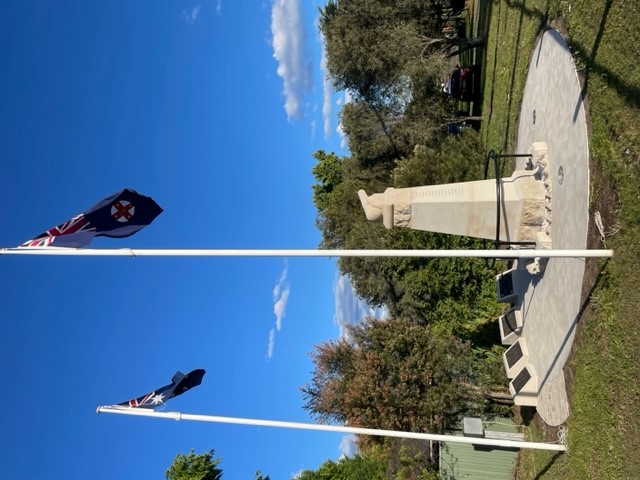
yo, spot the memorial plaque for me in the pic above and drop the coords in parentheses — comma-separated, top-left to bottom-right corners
(511, 367, 532, 394)
(505, 341, 523, 368)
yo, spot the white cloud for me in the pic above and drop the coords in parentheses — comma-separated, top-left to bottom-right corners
(310, 118, 317, 139)
(333, 274, 387, 338)
(336, 90, 352, 107)
(273, 261, 288, 300)
(266, 261, 291, 359)
(339, 434, 358, 458)
(266, 328, 275, 359)
(274, 283, 290, 331)
(273, 261, 290, 330)
(215, 0, 222, 15)
(181, 4, 202, 24)
(319, 33, 333, 139)
(271, 0, 312, 120)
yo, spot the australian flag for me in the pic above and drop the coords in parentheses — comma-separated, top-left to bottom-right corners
(20, 188, 163, 248)
(117, 369, 206, 409)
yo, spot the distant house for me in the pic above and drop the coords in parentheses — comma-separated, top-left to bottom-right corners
(439, 417, 521, 480)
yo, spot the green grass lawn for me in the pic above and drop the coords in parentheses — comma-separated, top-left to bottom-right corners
(475, 0, 640, 478)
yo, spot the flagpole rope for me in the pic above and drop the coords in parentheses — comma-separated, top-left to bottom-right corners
(0, 247, 613, 258)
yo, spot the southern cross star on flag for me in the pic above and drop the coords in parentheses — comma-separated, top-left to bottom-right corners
(20, 188, 163, 248)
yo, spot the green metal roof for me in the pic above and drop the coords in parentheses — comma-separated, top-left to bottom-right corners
(439, 418, 519, 480)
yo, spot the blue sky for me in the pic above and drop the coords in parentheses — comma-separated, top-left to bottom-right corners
(0, 1, 379, 478)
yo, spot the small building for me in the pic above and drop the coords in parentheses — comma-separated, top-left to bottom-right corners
(439, 417, 521, 480)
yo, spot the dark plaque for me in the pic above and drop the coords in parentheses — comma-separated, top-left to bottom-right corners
(511, 367, 532, 394)
(501, 310, 518, 334)
(505, 341, 523, 368)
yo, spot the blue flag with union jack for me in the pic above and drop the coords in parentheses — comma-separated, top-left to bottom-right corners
(117, 369, 206, 409)
(20, 188, 163, 248)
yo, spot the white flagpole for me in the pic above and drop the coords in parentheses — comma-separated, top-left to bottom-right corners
(0, 247, 612, 258)
(96, 405, 566, 452)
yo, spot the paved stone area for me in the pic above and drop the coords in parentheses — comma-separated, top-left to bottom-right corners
(512, 29, 590, 426)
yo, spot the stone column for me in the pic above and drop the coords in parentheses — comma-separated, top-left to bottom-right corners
(358, 143, 552, 245)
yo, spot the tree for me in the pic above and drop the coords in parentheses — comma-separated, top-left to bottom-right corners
(335, 225, 501, 327)
(340, 100, 403, 164)
(311, 150, 345, 213)
(319, 0, 449, 102)
(311, 149, 389, 251)
(301, 318, 482, 433)
(319, 0, 483, 111)
(296, 454, 386, 480)
(392, 130, 487, 188)
(165, 450, 222, 480)
(320, 1, 422, 101)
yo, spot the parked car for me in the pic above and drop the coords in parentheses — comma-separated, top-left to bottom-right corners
(443, 65, 481, 101)
(446, 120, 471, 135)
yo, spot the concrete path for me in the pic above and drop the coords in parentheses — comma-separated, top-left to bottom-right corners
(513, 29, 590, 426)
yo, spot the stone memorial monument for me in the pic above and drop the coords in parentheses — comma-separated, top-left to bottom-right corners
(358, 142, 552, 249)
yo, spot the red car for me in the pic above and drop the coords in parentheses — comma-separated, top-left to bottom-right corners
(443, 65, 481, 101)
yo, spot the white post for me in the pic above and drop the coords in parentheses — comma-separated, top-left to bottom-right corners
(0, 247, 612, 258)
(96, 406, 566, 452)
